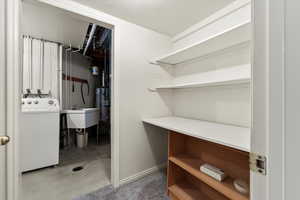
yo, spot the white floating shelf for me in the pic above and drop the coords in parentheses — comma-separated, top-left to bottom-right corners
(155, 64, 251, 89)
(155, 21, 251, 65)
(143, 117, 250, 152)
(156, 77, 250, 89)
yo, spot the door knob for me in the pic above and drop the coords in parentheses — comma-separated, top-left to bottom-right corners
(0, 136, 10, 146)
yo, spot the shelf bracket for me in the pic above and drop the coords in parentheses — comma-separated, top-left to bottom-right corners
(148, 88, 157, 92)
(149, 61, 160, 65)
(149, 60, 175, 67)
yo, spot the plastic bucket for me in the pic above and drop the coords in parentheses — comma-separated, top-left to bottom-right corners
(76, 131, 88, 148)
(85, 132, 88, 146)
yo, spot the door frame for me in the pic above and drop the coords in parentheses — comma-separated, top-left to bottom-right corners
(6, 0, 21, 200)
(6, 1, 122, 199)
(6, 0, 288, 200)
(252, 0, 285, 199)
(34, 0, 122, 188)
(28, 0, 122, 188)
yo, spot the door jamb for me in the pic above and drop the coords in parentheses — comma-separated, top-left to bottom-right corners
(252, 0, 285, 200)
(6, 0, 21, 200)
(6, 1, 121, 199)
(32, 0, 122, 188)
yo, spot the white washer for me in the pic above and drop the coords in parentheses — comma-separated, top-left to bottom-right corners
(20, 98, 60, 172)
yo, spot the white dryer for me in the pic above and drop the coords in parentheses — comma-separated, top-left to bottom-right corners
(20, 98, 60, 172)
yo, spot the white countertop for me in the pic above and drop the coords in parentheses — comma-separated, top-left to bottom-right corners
(143, 116, 250, 152)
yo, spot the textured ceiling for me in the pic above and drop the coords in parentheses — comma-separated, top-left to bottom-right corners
(72, 0, 235, 36)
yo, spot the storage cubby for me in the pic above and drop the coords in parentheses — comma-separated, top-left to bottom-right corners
(168, 131, 250, 200)
(168, 162, 229, 200)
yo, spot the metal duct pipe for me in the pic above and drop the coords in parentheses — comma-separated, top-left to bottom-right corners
(83, 24, 97, 56)
(99, 29, 110, 47)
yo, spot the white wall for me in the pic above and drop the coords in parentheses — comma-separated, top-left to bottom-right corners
(118, 20, 173, 180)
(171, 45, 251, 127)
(62, 52, 96, 109)
(22, 1, 89, 48)
(168, 0, 251, 127)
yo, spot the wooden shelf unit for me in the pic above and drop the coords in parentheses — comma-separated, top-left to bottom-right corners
(168, 162, 228, 200)
(167, 131, 250, 200)
(169, 156, 249, 200)
(169, 181, 213, 200)
(154, 21, 251, 65)
(168, 180, 213, 200)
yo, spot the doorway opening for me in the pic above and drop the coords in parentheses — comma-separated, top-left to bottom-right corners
(20, 1, 113, 199)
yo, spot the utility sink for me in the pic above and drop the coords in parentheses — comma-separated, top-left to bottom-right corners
(62, 108, 100, 129)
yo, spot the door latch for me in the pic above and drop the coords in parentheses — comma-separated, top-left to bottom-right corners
(250, 152, 266, 175)
(0, 136, 10, 146)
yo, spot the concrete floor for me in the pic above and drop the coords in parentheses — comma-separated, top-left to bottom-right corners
(21, 139, 111, 200)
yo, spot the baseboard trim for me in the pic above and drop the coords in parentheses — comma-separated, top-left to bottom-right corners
(119, 163, 167, 186)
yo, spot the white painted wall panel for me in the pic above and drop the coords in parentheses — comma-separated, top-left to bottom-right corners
(118, 20, 173, 180)
(173, 45, 250, 83)
(22, 2, 89, 48)
(62, 52, 95, 109)
(171, 44, 251, 127)
(172, 85, 250, 127)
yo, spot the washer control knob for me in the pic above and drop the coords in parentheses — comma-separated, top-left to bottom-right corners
(21, 101, 25, 105)
(27, 101, 32, 105)
(48, 100, 54, 105)
(34, 100, 39, 104)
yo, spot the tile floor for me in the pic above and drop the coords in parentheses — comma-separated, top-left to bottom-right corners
(21, 138, 111, 200)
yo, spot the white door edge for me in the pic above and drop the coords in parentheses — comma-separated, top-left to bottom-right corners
(6, 0, 21, 200)
(1, 0, 8, 199)
(252, 0, 285, 200)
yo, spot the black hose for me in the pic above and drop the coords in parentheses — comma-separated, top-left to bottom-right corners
(81, 81, 90, 104)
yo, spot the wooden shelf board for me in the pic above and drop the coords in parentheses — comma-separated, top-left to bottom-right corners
(169, 155, 249, 200)
(168, 182, 212, 200)
(156, 77, 250, 89)
(155, 21, 251, 65)
(142, 117, 250, 152)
